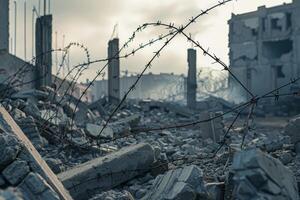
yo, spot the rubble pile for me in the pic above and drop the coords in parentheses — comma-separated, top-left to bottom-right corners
(0, 88, 299, 200)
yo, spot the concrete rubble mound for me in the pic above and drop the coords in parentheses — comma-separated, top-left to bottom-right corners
(0, 86, 299, 200)
(232, 148, 299, 200)
(0, 107, 72, 200)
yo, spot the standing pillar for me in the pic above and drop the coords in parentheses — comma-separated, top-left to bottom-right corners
(187, 48, 197, 109)
(0, 0, 9, 53)
(107, 38, 120, 104)
(35, 15, 52, 88)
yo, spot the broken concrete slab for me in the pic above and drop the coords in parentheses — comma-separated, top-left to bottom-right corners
(85, 123, 114, 139)
(142, 165, 208, 200)
(58, 143, 155, 200)
(0, 107, 72, 200)
(232, 148, 299, 200)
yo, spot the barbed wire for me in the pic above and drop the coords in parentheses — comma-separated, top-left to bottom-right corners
(95, 0, 235, 142)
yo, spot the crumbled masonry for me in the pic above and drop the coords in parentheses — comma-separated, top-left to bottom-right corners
(0, 86, 299, 200)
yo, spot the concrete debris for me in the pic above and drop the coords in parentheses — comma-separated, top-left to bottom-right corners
(198, 111, 224, 143)
(86, 123, 114, 139)
(90, 190, 134, 200)
(0, 107, 72, 200)
(58, 143, 155, 200)
(285, 115, 300, 148)
(2, 160, 30, 185)
(232, 148, 299, 200)
(0, 86, 299, 200)
(18, 173, 60, 200)
(142, 165, 208, 200)
(0, 188, 23, 200)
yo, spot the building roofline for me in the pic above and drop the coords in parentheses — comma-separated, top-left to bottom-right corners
(229, 2, 294, 21)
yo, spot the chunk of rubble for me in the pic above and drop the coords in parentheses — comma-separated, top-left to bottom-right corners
(85, 123, 114, 139)
(58, 143, 155, 200)
(18, 173, 60, 200)
(142, 165, 208, 200)
(90, 190, 134, 200)
(0, 188, 23, 200)
(2, 160, 30, 185)
(232, 148, 299, 200)
(0, 133, 21, 169)
(198, 111, 224, 143)
(284, 115, 300, 152)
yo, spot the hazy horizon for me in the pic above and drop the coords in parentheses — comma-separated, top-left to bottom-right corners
(8, 0, 292, 82)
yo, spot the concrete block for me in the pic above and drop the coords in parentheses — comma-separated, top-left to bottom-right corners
(284, 116, 300, 144)
(142, 165, 208, 200)
(0, 133, 20, 169)
(232, 148, 299, 200)
(2, 160, 30, 186)
(58, 143, 155, 200)
(18, 173, 59, 200)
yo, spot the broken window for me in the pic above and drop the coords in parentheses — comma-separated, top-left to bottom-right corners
(262, 39, 293, 59)
(271, 18, 282, 30)
(243, 18, 258, 36)
(286, 13, 292, 29)
(270, 13, 284, 31)
(262, 17, 266, 32)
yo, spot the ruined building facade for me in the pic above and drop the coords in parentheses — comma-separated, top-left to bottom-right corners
(228, 0, 300, 98)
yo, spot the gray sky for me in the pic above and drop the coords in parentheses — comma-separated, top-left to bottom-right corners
(9, 0, 292, 82)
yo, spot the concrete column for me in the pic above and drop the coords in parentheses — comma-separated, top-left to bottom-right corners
(35, 15, 52, 89)
(187, 48, 197, 109)
(108, 38, 120, 104)
(0, 0, 9, 52)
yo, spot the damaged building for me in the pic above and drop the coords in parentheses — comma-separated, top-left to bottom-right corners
(228, 0, 300, 98)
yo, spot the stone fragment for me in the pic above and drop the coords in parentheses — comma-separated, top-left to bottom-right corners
(45, 158, 64, 174)
(85, 123, 114, 139)
(90, 190, 134, 200)
(198, 111, 224, 143)
(58, 143, 155, 200)
(284, 116, 300, 144)
(142, 165, 208, 200)
(232, 148, 299, 200)
(206, 182, 224, 200)
(18, 173, 60, 200)
(0, 133, 21, 169)
(0, 188, 23, 200)
(2, 160, 30, 185)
